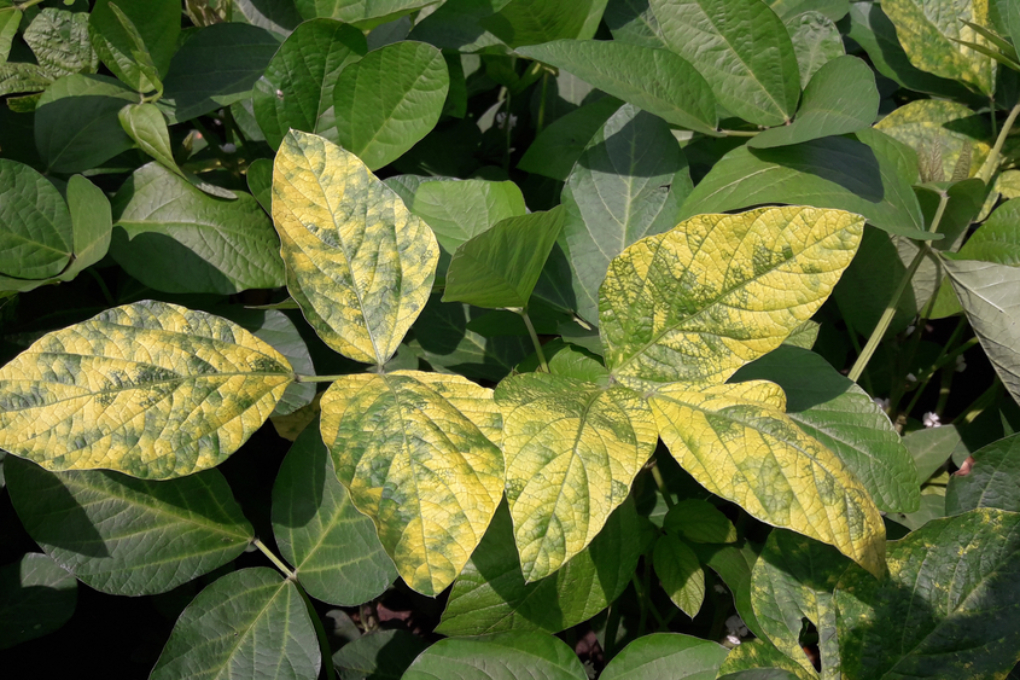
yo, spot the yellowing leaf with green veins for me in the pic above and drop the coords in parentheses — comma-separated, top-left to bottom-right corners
(0, 301, 293, 479)
(319, 370, 504, 596)
(650, 380, 886, 577)
(600, 206, 863, 390)
(272, 130, 439, 366)
(496, 372, 658, 581)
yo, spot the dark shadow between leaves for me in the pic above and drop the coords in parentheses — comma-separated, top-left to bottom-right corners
(748, 136, 885, 204)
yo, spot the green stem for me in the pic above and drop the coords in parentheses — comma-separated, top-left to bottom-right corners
(900, 318, 968, 417)
(888, 293, 936, 420)
(536, 71, 549, 133)
(849, 192, 950, 383)
(603, 604, 622, 660)
(978, 103, 1020, 183)
(935, 364, 955, 416)
(294, 374, 344, 383)
(253, 538, 296, 580)
(718, 129, 759, 137)
(519, 309, 549, 372)
(651, 463, 675, 509)
(11, 0, 47, 9)
(842, 314, 875, 395)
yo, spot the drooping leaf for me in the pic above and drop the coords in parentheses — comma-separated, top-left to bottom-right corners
(333, 40, 449, 170)
(88, 0, 179, 92)
(601, 206, 863, 389)
(437, 499, 641, 635)
(150, 568, 321, 680)
(481, 0, 608, 47)
(403, 632, 588, 680)
(117, 102, 179, 175)
(272, 130, 439, 365)
(654, 534, 705, 618)
(23, 8, 97, 78)
(252, 18, 367, 149)
(663, 499, 738, 544)
(599, 633, 729, 680)
(320, 370, 503, 596)
(946, 433, 1020, 515)
(0, 158, 73, 281)
(785, 10, 845, 88)
(271, 423, 396, 606)
(0, 301, 293, 478)
(0, 552, 77, 650)
(109, 163, 286, 295)
(496, 372, 657, 580)
(333, 629, 430, 680)
(749, 56, 878, 149)
(651, 0, 801, 127)
(5, 456, 253, 595)
(517, 96, 623, 181)
(651, 381, 886, 576)
(836, 509, 1020, 679)
(516, 40, 718, 134)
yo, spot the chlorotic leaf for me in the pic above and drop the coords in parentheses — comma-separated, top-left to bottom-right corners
(653, 534, 705, 618)
(718, 640, 816, 680)
(272, 130, 439, 365)
(0, 158, 73, 281)
(150, 568, 321, 680)
(403, 632, 588, 680)
(5, 456, 253, 595)
(319, 370, 503, 596)
(650, 381, 886, 576)
(600, 633, 729, 680)
(0, 552, 77, 650)
(496, 372, 657, 580)
(946, 433, 1020, 514)
(0, 301, 293, 479)
(600, 206, 864, 389)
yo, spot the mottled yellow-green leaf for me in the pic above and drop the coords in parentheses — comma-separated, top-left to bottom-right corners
(600, 206, 864, 390)
(650, 381, 885, 577)
(0, 301, 293, 479)
(272, 130, 439, 365)
(718, 639, 816, 680)
(496, 373, 657, 581)
(883, 0, 995, 94)
(319, 370, 504, 596)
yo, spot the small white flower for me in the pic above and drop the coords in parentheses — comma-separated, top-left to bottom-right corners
(873, 397, 891, 410)
(955, 355, 967, 373)
(726, 635, 742, 646)
(923, 412, 941, 428)
(906, 373, 917, 383)
(905, 324, 916, 336)
(725, 614, 748, 637)
(220, 143, 237, 154)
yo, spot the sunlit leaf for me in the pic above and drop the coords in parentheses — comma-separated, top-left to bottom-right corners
(718, 639, 816, 680)
(600, 633, 728, 679)
(403, 632, 588, 680)
(654, 534, 705, 618)
(785, 10, 845, 88)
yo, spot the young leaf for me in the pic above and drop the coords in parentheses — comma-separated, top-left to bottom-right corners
(444, 206, 566, 310)
(5, 457, 253, 595)
(117, 102, 181, 175)
(496, 372, 657, 580)
(23, 8, 97, 78)
(654, 534, 705, 618)
(651, 381, 886, 577)
(651, 0, 801, 127)
(0, 301, 293, 479)
(785, 10, 845, 88)
(516, 40, 718, 134)
(0, 159, 73, 280)
(403, 632, 589, 680)
(252, 18, 367, 149)
(601, 206, 863, 389)
(272, 130, 439, 365)
(836, 509, 1020, 679)
(0, 553, 77, 650)
(319, 371, 504, 596)
(749, 56, 878, 149)
(333, 40, 449, 170)
(88, 0, 179, 93)
(271, 424, 397, 606)
(600, 633, 729, 680)
(150, 568, 321, 680)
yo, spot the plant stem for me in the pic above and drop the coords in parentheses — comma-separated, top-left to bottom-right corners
(651, 462, 675, 509)
(718, 129, 759, 137)
(978, 103, 1020, 183)
(294, 374, 345, 383)
(603, 603, 622, 660)
(900, 318, 968, 417)
(253, 538, 296, 580)
(536, 71, 549, 133)
(519, 309, 549, 372)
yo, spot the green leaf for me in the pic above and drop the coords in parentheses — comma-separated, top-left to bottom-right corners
(946, 260, 1020, 407)
(784, 10, 845, 88)
(437, 499, 641, 635)
(162, 24, 280, 122)
(767, 0, 849, 21)
(150, 568, 321, 680)
(690, 543, 767, 640)
(993, 0, 1020, 52)
(0, 158, 73, 280)
(333, 40, 449, 170)
(561, 104, 691, 325)
(784, 319, 819, 349)
(732, 345, 921, 513)
(23, 8, 96, 78)
(717, 671, 803, 680)
(403, 632, 588, 680)
(751, 529, 846, 678)
(882, 0, 996, 95)
(444, 206, 566, 310)
(654, 534, 705, 618)
(117, 102, 180, 175)
(518, 96, 623, 181)
(663, 499, 738, 544)
(601, 206, 863, 389)
(252, 18, 367, 149)
(320, 370, 503, 596)
(272, 424, 396, 606)
(406, 0, 510, 52)
(651, 381, 886, 577)
(496, 372, 657, 580)
(333, 629, 430, 680)
(516, 40, 718, 134)
(0, 61, 52, 98)
(88, 0, 179, 92)
(749, 56, 878, 149)
(836, 509, 1020, 679)
(903, 425, 961, 483)
(246, 157, 273, 215)
(718, 640, 816, 680)
(604, 0, 669, 48)
(600, 633, 728, 679)
(651, 0, 801, 127)
(235, 0, 304, 36)
(109, 163, 286, 295)
(0, 301, 293, 478)
(0, 552, 76, 650)
(946, 433, 1020, 514)
(272, 130, 439, 365)
(296, 0, 436, 26)
(411, 178, 526, 254)
(58, 174, 113, 282)
(34, 73, 137, 174)
(5, 456, 253, 595)
(0, 9, 21, 65)
(679, 132, 931, 239)
(481, 0, 608, 47)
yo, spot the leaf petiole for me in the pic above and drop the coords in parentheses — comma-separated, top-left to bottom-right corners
(253, 538, 296, 580)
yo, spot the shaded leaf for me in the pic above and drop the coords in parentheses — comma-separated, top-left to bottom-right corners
(946, 432, 1020, 514)
(88, 0, 179, 92)
(654, 534, 705, 618)
(604, 0, 669, 48)
(296, 0, 435, 26)
(663, 499, 738, 544)
(333, 629, 430, 680)
(482, 0, 607, 47)
(518, 95, 623, 181)
(0, 158, 73, 280)
(0, 552, 76, 650)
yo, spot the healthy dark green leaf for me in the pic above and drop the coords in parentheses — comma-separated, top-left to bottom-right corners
(0, 158, 73, 281)
(663, 499, 737, 544)
(903, 425, 961, 483)
(599, 633, 728, 679)
(0, 552, 77, 650)
(410, 178, 526, 254)
(0, 9, 21, 64)
(58, 174, 113, 283)
(517, 96, 622, 181)
(653, 534, 705, 618)
(946, 433, 1020, 514)
(481, 0, 607, 47)
(403, 632, 588, 680)
(333, 629, 430, 680)
(295, 0, 435, 27)
(604, 0, 669, 48)
(88, 0, 179, 92)
(784, 10, 845, 88)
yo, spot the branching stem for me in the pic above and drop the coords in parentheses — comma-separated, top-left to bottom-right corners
(253, 538, 296, 580)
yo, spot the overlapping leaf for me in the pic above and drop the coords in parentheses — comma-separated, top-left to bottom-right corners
(785, 10, 845, 87)
(0, 552, 77, 650)
(654, 534, 705, 618)
(88, 0, 179, 92)
(0, 159, 73, 281)
(600, 634, 728, 680)
(403, 632, 588, 680)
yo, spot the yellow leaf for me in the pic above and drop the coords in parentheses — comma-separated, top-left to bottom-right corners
(650, 380, 886, 577)
(319, 370, 504, 596)
(272, 130, 439, 365)
(0, 301, 292, 479)
(600, 206, 863, 390)
(496, 373, 658, 581)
